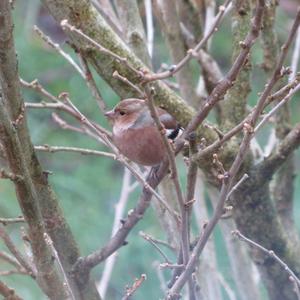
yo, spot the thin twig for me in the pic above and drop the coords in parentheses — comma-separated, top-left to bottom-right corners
(174, 0, 264, 153)
(160, 263, 185, 270)
(139, 231, 172, 264)
(112, 70, 144, 97)
(0, 280, 23, 300)
(0, 217, 24, 225)
(34, 145, 116, 159)
(233, 230, 300, 289)
(122, 274, 147, 300)
(225, 173, 249, 202)
(0, 251, 23, 270)
(60, 20, 141, 77)
(21, 78, 112, 138)
(20, 78, 58, 102)
(0, 269, 28, 276)
(0, 225, 36, 277)
(44, 233, 75, 300)
(77, 54, 107, 112)
(141, 232, 175, 252)
(184, 133, 198, 300)
(254, 82, 300, 133)
(34, 25, 85, 78)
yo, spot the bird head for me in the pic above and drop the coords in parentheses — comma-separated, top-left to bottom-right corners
(105, 98, 146, 126)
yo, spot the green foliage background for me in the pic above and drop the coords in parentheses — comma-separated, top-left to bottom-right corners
(0, 1, 300, 299)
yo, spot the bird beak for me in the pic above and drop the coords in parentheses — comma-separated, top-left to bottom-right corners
(104, 110, 115, 120)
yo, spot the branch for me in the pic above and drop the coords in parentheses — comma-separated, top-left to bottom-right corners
(77, 54, 107, 112)
(0, 226, 35, 277)
(34, 145, 116, 159)
(60, 19, 142, 77)
(145, 84, 189, 282)
(93, 0, 122, 37)
(233, 230, 300, 289)
(254, 82, 300, 133)
(254, 123, 300, 184)
(0, 2, 100, 298)
(122, 274, 147, 300)
(72, 161, 169, 286)
(0, 280, 23, 300)
(0, 251, 23, 270)
(34, 25, 85, 78)
(139, 231, 172, 264)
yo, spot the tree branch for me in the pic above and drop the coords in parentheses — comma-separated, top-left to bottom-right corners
(0, 1, 101, 299)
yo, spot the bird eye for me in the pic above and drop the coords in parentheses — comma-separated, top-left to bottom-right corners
(119, 110, 126, 116)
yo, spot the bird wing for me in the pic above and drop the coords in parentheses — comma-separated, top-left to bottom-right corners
(157, 108, 177, 129)
(157, 108, 182, 140)
(131, 106, 181, 140)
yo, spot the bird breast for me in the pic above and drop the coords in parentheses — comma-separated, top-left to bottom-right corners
(113, 125, 166, 166)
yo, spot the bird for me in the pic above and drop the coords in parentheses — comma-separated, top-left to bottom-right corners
(105, 98, 180, 166)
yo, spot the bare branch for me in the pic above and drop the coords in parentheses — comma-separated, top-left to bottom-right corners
(34, 25, 85, 78)
(0, 217, 24, 225)
(233, 230, 300, 290)
(60, 19, 142, 77)
(35, 145, 116, 159)
(254, 82, 300, 133)
(0, 280, 23, 300)
(139, 231, 172, 264)
(225, 173, 249, 202)
(0, 225, 36, 277)
(0, 251, 23, 270)
(77, 54, 107, 112)
(0, 2, 99, 297)
(255, 123, 300, 183)
(122, 274, 147, 300)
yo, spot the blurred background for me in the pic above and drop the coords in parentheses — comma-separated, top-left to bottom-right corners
(0, 0, 300, 299)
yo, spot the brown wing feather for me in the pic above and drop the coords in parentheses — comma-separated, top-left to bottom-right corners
(157, 107, 178, 129)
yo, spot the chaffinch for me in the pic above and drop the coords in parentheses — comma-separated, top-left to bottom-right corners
(105, 98, 180, 166)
